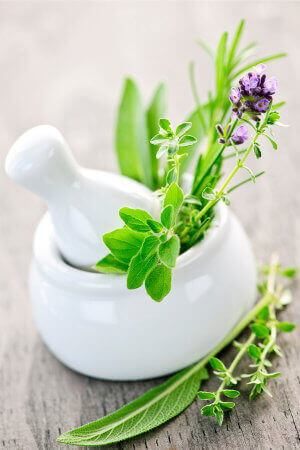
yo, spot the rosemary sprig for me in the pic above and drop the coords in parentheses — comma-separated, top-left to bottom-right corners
(198, 254, 297, 425)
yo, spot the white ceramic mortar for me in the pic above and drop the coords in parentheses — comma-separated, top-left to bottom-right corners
(29, 202, 257, 381)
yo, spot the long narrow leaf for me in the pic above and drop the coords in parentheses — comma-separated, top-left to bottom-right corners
(215, 32, 228, 98)
(57, 367, 208, 447)
(115, 78, 153, 188)
(231, 53, 287, 79)
(227, 19, 245, 70)
(147, 83, 167, 188)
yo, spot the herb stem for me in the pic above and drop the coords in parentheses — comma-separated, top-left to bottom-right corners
(215, 332, 256, 403)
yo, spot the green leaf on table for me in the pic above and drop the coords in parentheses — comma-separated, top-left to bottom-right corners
(201, 404, 215, 417)
(103, 227, 146, 264)
(145, 264, 172, 301)
(276, 322, 296, 333)
(115, 78, 153, 188)
(119, 207, 152, 232)
(250, 323, 270, 338)
(198, 391, 215, 400)
(127, 251, 158, 289)
(147, 83, 167, 188)
(94, 254, 128, 274)
(160, 205, 174, 229)
(57, 366, 208, 446)
(164, 182, 184, 215)
(247, 344, 261, 361)
(222, 389, 240, 399)
(158, 235, 180, 268)
(209, 357, 226, 372)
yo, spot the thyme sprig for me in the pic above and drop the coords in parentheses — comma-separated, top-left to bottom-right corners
(198, 254, 297, 425)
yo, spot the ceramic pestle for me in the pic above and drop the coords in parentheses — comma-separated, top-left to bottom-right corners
(5, 125, 159, 269)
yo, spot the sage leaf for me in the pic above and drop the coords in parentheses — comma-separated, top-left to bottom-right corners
(115, 78, 153, 188)
(94, 254, 128, 274)
(164, 182, 184, 215)
(145, 263, 172, 301)
(103, 228, 146, 264)
(147, 83, 167, 188)
(119, 207, 152, 232)
(160, 205, 174, 229)
(158, 235, 180, 268)
(57, 366, 208, 447)
(127, 251, 158, 289)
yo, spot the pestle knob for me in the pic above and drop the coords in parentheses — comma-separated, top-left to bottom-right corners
(5, 125, 159, 269)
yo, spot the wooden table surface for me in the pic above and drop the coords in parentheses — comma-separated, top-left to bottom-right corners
(1, 2, 300, 449)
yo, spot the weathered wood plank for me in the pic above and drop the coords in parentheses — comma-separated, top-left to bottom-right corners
(0, 2, 299, 449)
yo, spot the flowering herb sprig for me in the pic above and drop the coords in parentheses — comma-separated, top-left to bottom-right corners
(198, 254, 296, 425)
(96, 20, 285, 303)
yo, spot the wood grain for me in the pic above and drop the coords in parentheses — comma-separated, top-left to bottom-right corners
(0, 2, 299, 449)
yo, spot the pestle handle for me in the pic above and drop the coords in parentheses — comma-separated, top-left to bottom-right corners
(5, 125, 79, 201)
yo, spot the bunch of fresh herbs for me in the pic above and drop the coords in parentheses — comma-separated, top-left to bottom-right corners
(95, 20, 286, 302)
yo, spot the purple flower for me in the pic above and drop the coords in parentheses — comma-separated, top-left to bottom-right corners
(230, 87, 241, 104)
(240, 72, 259, 93)
(263, 76, 278, 95)
(254, 64, 267, 75)
(253, 98, 270, 113)
(229, 65, 277, 119)
(231, 125, 249, 145)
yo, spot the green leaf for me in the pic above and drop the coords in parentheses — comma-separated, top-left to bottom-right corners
(147, 83, 167, 188)
(164, 182, 184, 215)
(150, 134, 168, 145)
(159, 118, 172, 133)
(254, 142, 262, 159)
(158, 235, 180, 268)
(281, 267, 298, 278)
(140, 235, 160, 259)
(222, 389, 240, 399)
(179, 135, 198, 147)
(145, 264, 172, 301)
(219, 401, 235, 410)
(57, 366, 208, 447)
(263, 134, 278, 150)
(147, 219, 163, 233)
(160, 205, 174, 229)
(227, 19, 245, 71)
(251, 323, 270, 338)
(94, 254, 128, 274)
(209, 357, 226, 372)
(198, 391, 215, 400)
(276, 322, 296, 333)
(119, 207, 152, 232)
(231, 53, 287, 80)
(127, 251, 158, 289)
(215, 32, 228, 98)
(103, 228, 146, 264)
(214, 406, 224, 425)
(257, 306, 269, 321)
(201, 404, 215, 417)
(115, 78, 153, 188)
(248, 344, 262, 361)
(175, 122, 192, 137)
